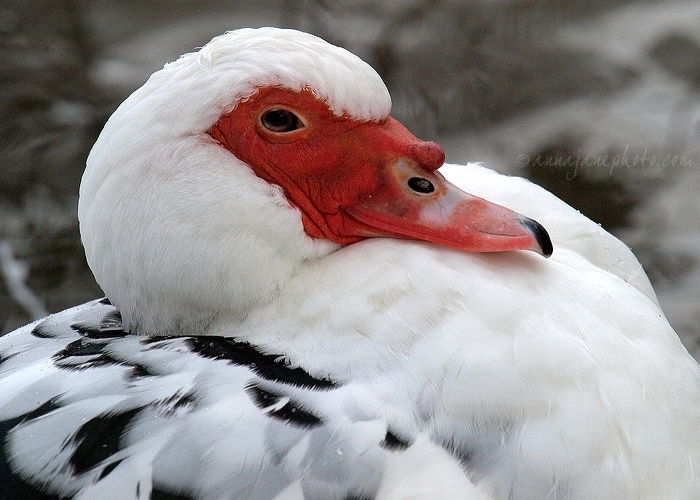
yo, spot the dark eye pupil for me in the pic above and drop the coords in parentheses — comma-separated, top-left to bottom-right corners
(408, 177, 435, 193)
(261, 109, 301, 132)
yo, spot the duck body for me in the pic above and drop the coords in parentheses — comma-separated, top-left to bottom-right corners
(2, 27, 700, 499)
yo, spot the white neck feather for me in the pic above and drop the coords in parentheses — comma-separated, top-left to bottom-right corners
(80, 132, 340, 334)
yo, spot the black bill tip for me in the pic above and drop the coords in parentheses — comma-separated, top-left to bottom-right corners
(519, 216, 553, 258)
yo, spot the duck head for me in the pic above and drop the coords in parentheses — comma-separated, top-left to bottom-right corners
(78, 27, 550, 335)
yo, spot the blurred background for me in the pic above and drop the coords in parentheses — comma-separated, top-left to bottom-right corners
(1, 0, 699, 356)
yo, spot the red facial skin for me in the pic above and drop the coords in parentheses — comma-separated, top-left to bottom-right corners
(209, 87, 552, 256)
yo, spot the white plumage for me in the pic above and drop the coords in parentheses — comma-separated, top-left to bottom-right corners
(1, 27, 699, 500)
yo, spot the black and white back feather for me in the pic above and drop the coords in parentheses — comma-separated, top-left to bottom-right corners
(2, 299, 470, 500)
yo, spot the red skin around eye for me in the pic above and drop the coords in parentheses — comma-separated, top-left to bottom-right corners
(209, 87, 551, 256)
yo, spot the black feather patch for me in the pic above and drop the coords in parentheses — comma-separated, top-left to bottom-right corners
(23, 398, 62, 422)
(56, 353, 125, 371)
(150, 486, 195, 500)
(126, 363, 158, 380)
(245, 382, 323, 429)
(30, 320, 57, 339)
(380, 430, 412, 452)
(54, 338, 110, 358)
(97, 459, 123, 480)
(72, 309, 126, 339)
(187, 337, 338, 390)
(0, 352, 18, 368)
(140, 336, 171, 345)
(52, 338, 125, 371)
(150, 392, 197, 418)
(68, 407, 143, 474)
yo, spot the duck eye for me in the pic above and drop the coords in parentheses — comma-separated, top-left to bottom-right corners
(260, 109, 303, 132)
(407, 177, 435, 194)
